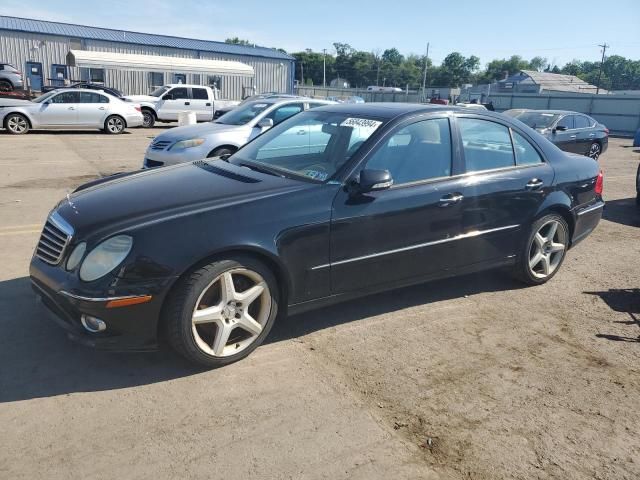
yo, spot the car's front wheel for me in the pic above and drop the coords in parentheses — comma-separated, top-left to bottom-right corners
(104, 115, 125, 134)
(513, 213, 569, 285)
(4, 113, 29, 134)
(164, 256, 279, 367)
(0, 80, 13, 92)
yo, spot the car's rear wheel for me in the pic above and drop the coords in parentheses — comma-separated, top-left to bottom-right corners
(164, 256, 279, 367)
(141, 109, 156, 128)
(104, 115, 125, 134)
(635, 163, 640, 207)
(588, 142, 601, 160)
(4, 113, 29, 134)
(513, 214, 569, 285)
(0, 80, 13, 92)
(207, 146, 236, 158)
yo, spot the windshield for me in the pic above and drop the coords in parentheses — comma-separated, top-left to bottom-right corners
(516, 112, 560, 129)
(150, 86, 170, 97)
(230, 111, 384, 182)
(215, 102, 272, 126)
(32, 91, 57, 103)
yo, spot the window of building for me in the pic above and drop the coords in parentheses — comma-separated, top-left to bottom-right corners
(173, 73, 186, 84)
(366, 118, 452, 184)
(208, 75, 223, 90)
(192, 74, 200, 85)
(458, 118, 515, 172)
(149, 72, 164, 88)
(80, 68, 105, 84)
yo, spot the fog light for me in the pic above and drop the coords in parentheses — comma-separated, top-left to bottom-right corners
(81, 314, 106, 333)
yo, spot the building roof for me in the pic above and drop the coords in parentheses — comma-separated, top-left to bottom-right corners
(519, 70, 605, 94)
(0, 15, 294, 61)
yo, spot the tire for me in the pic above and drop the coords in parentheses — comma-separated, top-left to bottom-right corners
(207, 146, 236, 158)
(588, 141, 601, 160)
(163, 256, 279, 367)
(636, 163, 640, 207)
(104, 115, 125, 134)
(141, 109, 156, 128)
(512, 213, 569, 285)
(4, 113, 29, 134)
(0, 80, 13, 92)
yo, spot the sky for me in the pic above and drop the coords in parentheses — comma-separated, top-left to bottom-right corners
(1, 0, 639, 67)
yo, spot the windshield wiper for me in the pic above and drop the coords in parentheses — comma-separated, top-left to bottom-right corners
(237, 161, 285, 178)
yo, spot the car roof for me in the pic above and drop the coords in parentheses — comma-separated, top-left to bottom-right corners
(245, 97, 332, 106)
(517, 109, 590, 116)
(312, 102, 505, 120)
(50, 88, 114, 95)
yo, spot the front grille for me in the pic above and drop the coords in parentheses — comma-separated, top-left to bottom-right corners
(36, 213, 73, 265)
(150, 140, 172, 151)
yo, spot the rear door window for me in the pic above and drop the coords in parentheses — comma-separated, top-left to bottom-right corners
(192, 88, 209, 100)
(80, 92, 108, 103)
(574, 115, 590, 129)
(458, 118, 515, 172)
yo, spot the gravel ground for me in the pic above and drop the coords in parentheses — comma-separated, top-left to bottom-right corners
(0, 127, 638, 480)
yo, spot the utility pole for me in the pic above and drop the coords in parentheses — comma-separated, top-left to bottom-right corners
(596, 43, 609, 95)
(421, 42, 430, 102)
(322, 48, 327, 88)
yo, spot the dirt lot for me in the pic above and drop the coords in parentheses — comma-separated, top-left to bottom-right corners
(0, 128, 638, 480)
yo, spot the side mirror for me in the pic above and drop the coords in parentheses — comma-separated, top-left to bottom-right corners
(258, 118, 274, 129)
(554, 125, 567, 132)
(350, 169, 393, 195)
(162, 93, 173, 100)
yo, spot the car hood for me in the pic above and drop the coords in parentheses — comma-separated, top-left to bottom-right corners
(56, 160, 307, 237)
(153, 122, 249, 142)
(123, 94, 159, 103)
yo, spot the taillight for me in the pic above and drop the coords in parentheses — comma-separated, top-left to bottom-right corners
(604, 127, 609, 136)
(595, 170, 604, 196)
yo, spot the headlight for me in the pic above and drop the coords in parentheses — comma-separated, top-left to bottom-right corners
(79, 235, 133, 282)
(66, 242, 87, 271)
(169, 138, 205, 150)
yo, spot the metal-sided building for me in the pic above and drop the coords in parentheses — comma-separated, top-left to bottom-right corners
(0, 15, 295, 99)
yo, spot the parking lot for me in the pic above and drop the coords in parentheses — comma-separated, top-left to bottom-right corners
(0, 129, 638, 479)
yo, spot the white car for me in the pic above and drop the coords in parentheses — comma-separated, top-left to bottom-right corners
(143, 97, 335, 168)
(0, 89, 143, 134)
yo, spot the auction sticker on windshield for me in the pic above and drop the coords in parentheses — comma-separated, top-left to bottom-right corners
(340, 118, 382, 129)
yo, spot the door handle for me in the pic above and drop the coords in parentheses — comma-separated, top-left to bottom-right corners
(184, 101, 190, 105)
(438, 193, 464, 207)
(68, 107, 75, 110)
(525, 178, 544, 190)
(206, 103, 211, 106)
(98, 107, 106, 110)
(569, 135, 576, 139)
(589, 133, 595, 137)
(296, 130, 307, 135)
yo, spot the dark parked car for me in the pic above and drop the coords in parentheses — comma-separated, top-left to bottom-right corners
(510, 109, 608, 160)
(30, 104, 605, 367)
(41, 82, 124, 98)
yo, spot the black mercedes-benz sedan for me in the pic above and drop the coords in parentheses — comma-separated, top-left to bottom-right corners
(30, 103, 605, 367)
(505, 109, 609, 160)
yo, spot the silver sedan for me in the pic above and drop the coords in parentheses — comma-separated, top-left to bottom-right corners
(0, 88, 144, 134)
(143, 98, 335, 168)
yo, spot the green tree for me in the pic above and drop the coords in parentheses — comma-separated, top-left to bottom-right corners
(225, 37, 252, 46)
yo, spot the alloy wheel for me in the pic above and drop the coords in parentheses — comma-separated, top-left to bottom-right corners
(528, 219, 567, 279)
(142, 112, 153, 128)
(589, 142, 601, 160)
(7, 115, 27, 134)
(191, 268, 271, 357)
(107, 117, 124, 133)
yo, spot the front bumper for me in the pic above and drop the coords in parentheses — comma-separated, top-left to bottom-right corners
(29, 256, 175, 351)
(143, 144, 210, 168)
